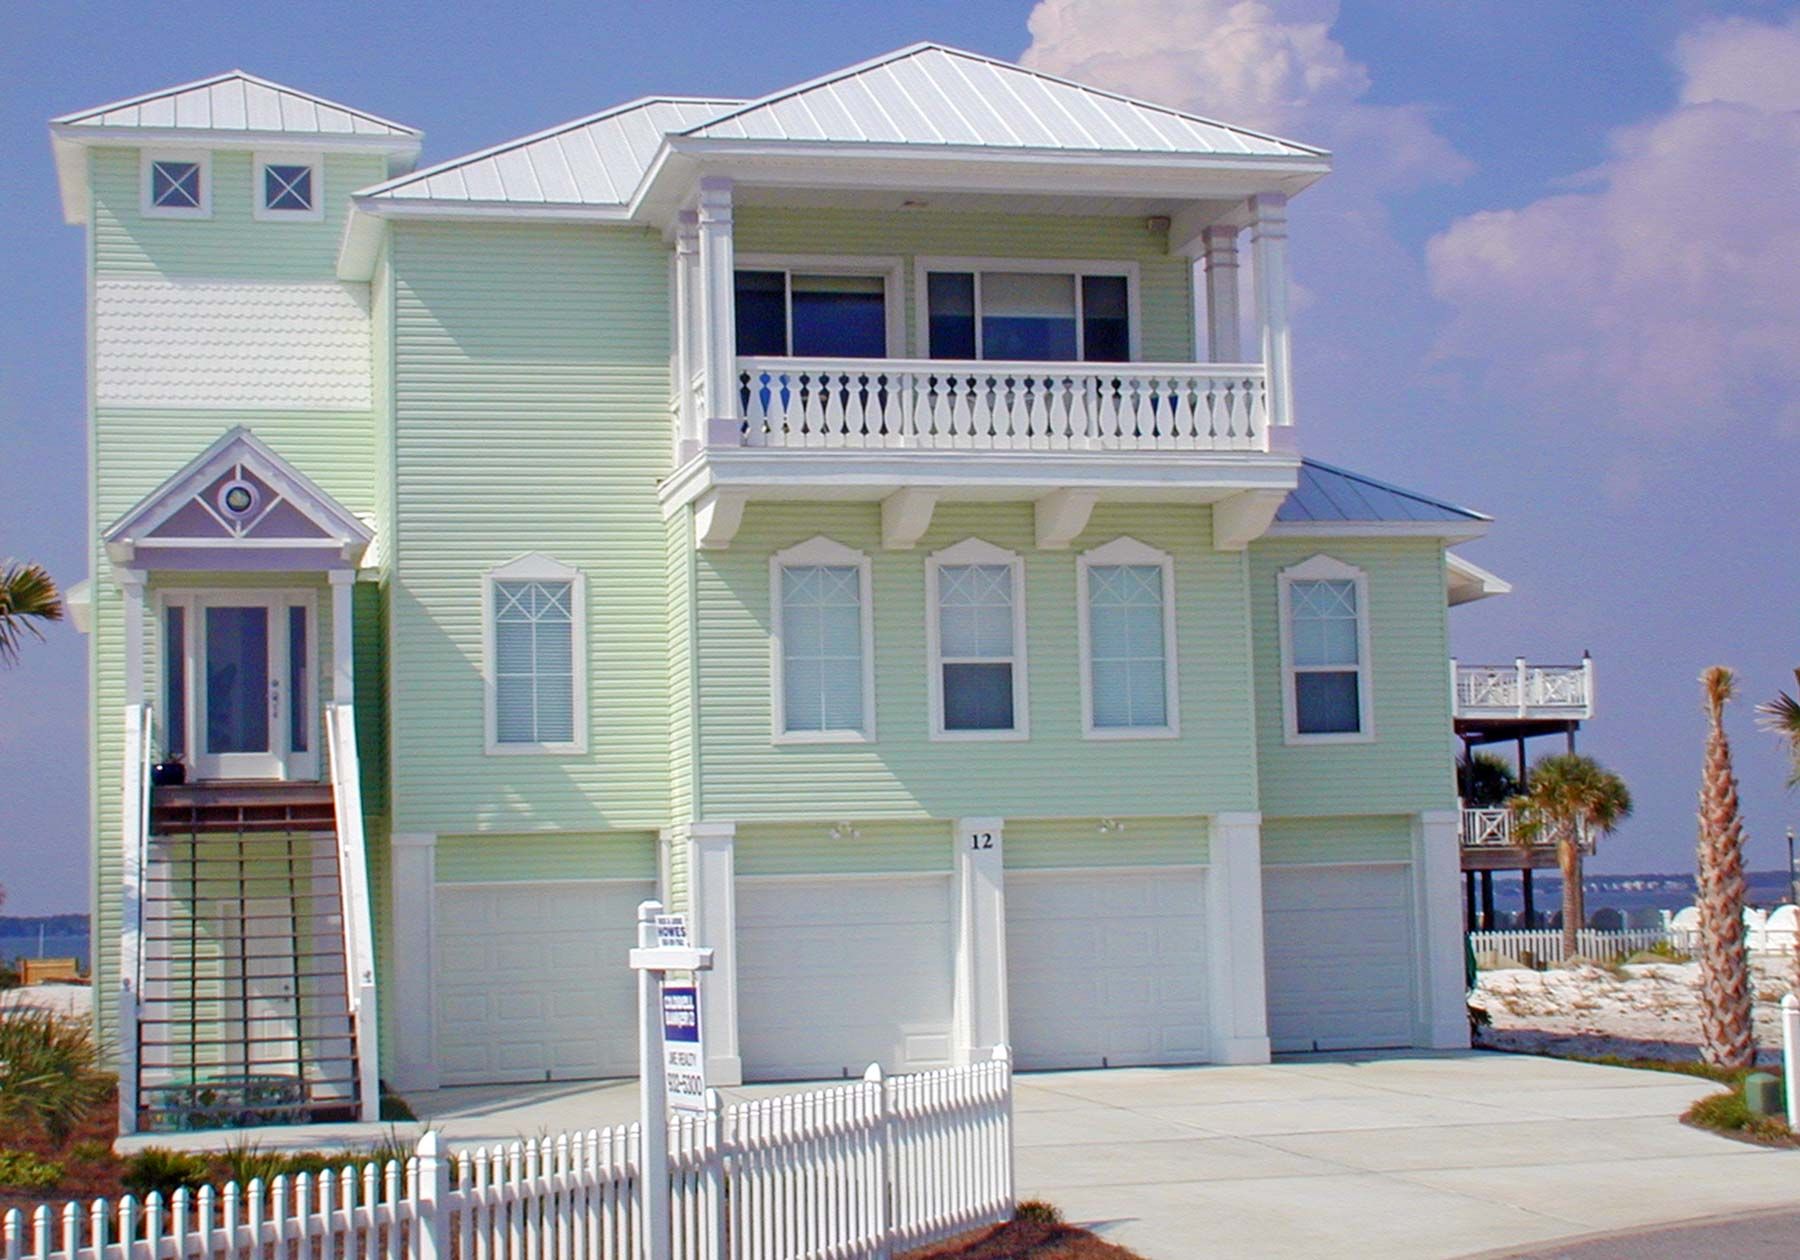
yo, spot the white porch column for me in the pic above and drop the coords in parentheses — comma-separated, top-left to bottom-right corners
(1206, 811, 1271, 1064)
(1200, 225, 1242, 363)
(952, 817, 1008, 1065)
(673, 210, 701, 463)
(1250, 193, 1294, 428)
(696, 177, 738, 438)
(119, 568, 147, 707)
(680, 821, 743, 1085)
(329, 569, 355, 705)
(1412, 810, 1469, 1048)
(388, 831, 438, 1091)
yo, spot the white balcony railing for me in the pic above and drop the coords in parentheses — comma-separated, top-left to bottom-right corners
(734, 358, 1270, 453)
(1452, 657, 1593, 721)
(1459, 804, 1596, 854)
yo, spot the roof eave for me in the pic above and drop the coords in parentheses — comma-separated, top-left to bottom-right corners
(49, 120, 424, 159)
(1263, 519, 1492, 545)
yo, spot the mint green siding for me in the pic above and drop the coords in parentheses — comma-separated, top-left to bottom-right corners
(735, 821, 952, 876)
(691, 501, 1259, 822)
(435, 832, 658, 883)
(668, 512, 697, 828)
(387, 221, 671, 834)
(1004, 817, 1208, 869)
(1246, 538, 1456, 818)
(1261, 815, 1414, 865)
(734, 207, 1195, 361)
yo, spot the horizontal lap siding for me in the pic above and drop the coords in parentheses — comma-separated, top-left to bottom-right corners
(1248, 538, 1457, 818)
(1004, 817, 1209, 868)
(390, 222, 670, 834)
(733, 207, 1194, 361)
(434, 832, 659, 883)
(695, 501, 1258, 821)
(1261, 816, 1414, 865)
(734, 821, 952, 876)
(668, 512, 695, 828)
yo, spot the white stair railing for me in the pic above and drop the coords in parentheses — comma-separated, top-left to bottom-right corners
(116, 703, 153, 1136)
(325, 703, 380, 1122)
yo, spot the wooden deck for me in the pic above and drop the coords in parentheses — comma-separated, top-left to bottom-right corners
(149, 780, 336, 835)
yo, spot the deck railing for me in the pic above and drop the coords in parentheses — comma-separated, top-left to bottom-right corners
(1452, 657, 1593, 721)
(325, 703, 379, 1123)
(735, 357, 1270, 452)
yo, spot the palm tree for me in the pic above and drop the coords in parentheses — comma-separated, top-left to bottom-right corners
(1459, 750, 1520, 807)
(0, 561, 62, 666)
(1754, 668, 1800, 995)
(1509, 752, 1632, 960)
(1697, 666, 1755, 1070)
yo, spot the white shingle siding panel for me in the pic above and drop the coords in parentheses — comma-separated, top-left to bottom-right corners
(95, 278, 373, 410)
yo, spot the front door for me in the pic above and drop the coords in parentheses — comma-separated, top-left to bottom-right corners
(179, 593, 317, 781)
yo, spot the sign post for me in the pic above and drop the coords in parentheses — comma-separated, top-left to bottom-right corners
(629, 900, 714, 1259)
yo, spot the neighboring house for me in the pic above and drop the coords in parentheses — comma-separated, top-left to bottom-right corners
(51, 46, 1502, 1133)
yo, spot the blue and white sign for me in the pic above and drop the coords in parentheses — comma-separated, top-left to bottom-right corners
(661, 984, 707, 1112)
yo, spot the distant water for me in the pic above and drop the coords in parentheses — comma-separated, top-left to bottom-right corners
(0, 917, 90, 972)
(1485, 870, 1796, 916)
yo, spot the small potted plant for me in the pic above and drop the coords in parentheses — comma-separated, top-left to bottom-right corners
(151, 753, 186, 786)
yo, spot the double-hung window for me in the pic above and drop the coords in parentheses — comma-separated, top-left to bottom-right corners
(254, 153, 323, 221)
(1279, 555, 1373, 742)
(485, 554, 588, 754)
(1079, 538, 1178, 737)
(735, 264, 894, 359)
(928, 539, 1027, 738)
(771, 537, 875, 742)
(142, 152, 210, 218)
(921, 262, 1133, 361)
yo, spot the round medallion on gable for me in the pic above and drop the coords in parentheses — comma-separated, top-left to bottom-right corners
(218, 478, 260, 519)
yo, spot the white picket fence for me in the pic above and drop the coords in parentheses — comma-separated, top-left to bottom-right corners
(0, 1054, 1014, 1260)
(1469, 928, 1670, 964)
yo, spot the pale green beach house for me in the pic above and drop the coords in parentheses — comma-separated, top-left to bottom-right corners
(50, 45, 1505, 1132)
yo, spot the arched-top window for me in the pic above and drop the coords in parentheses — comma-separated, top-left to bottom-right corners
(484, 553, 587, 755)
(1278, 554, 1374, 744)
(927, 538, 1028, 740)
(1078, 537, 1178, 738)
(770, 536, 876, 742)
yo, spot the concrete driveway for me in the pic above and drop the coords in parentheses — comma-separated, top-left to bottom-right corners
(1012, 1051, 1800, 1259)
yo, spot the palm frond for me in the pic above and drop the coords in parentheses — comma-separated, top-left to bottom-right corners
(1701, 665, 1736, 716)
(0, 561, 62, 667)
(1755, 669, 1800, 788)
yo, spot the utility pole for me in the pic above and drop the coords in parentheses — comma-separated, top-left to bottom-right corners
(1787, 826, 1797, 907)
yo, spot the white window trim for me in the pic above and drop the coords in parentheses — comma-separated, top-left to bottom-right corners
(141, 149, 211, 219)
(926, 537, 1029, 741)
(252, 151, 324, 222)
(1077, 537, 1180, 740)
(1277, 554, 1375, 746)
(735, 254, 906, 358)
(769, 535, 877, 745)
(912, 255, 1144, 362)
(482, 553, 589, 756)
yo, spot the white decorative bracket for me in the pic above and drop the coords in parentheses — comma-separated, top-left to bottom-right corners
(881, 488, 938, 550)
(1033, 489, 1098, 551)
(693, 489, 747, 550)
(1212, 489, 1286, 552)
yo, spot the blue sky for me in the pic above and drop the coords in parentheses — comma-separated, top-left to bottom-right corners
(3, 1, 1798, 913)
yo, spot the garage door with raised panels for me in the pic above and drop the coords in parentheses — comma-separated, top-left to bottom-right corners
(435, 881, 651, 1085)
(1263, 864, 1414, 1053)
(736, 875, 953, 1081)
(1006, 869, 1209, 1071)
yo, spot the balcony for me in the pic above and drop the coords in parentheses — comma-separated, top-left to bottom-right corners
(1459, 804, 1595, 869)
(1452, 658, 1593, 723)
(734, 358, 1270, 453)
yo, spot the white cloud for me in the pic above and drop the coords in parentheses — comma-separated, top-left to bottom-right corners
(1427, 13, 1800, 436)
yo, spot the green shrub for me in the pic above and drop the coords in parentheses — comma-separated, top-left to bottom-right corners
(121, 1147, 210, 1198)
(68, 1138, 112, 1163)
(222, 1141, 290, 1186)
(0, 1009, 111, 1142)
(1015, 1199, 1064, 1226)
(1685, 1088, 1794, 1144)
(0, 1149, 64, 1191)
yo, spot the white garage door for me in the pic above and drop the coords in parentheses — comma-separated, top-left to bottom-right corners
(1006, 868, 1209, 1071)
(1263, 864, 1415, 1053)
(435, 880, 652, 1086)
(736, 875, 953, 1081)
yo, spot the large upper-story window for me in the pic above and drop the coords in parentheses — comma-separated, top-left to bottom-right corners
(735, 259, 898, 359)
(1278, 555, 1373, 744)
(142, 151, 210, 218)
(770, 537, 875, 742)
(484, 554, 588, 755)
(1079, 538, 1178, 738)
(920, 260, 1134, 362)
(928, 539, 1028, 739)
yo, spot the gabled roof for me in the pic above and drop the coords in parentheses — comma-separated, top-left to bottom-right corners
(1271, 459, 1490, 541)
(359, 97, 741, 207)
(52, 70, 420, 138)
(679, 44, 1324, 158)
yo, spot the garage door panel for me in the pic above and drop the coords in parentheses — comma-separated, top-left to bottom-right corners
(435, 881, 649, 1086)
(737, 876, 954, 1081)
(1006, 869, 1209, 1071)
(1263, 865, 1415, 1053)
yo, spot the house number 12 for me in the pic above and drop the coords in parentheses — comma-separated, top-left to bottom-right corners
(969, 832, 995, 850)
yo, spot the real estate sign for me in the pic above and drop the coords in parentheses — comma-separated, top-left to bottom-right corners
(661, 984, 706, 1112)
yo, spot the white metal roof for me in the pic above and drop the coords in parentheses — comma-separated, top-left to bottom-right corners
(680, 44, 1324, 158)
(52, 70, 420, 138)
(361, 98, 742, 206)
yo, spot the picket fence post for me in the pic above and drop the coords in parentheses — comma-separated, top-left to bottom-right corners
(1783, 993, 1799, 1131)
(864, 1062, 892, 1259)
(415, 1132, 447, 1260)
